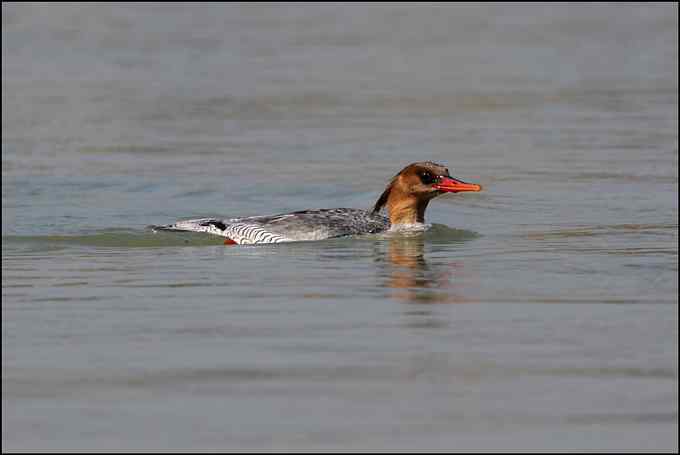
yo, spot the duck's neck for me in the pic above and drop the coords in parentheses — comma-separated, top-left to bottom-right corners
(386, 188, 429, 226)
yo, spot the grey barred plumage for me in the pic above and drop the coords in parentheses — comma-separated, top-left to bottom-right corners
(152, 208, 389, 244)
(225, 223, 288, 244)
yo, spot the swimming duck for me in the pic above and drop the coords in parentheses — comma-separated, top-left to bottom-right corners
(153, 161, 482, 244)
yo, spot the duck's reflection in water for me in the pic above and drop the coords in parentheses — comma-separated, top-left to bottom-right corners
(381, 234, 470, 304)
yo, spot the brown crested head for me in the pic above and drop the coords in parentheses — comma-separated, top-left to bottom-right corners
(372, 161, 481, 225)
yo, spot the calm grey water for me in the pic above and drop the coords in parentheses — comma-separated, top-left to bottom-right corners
(2, 3, 678, 452)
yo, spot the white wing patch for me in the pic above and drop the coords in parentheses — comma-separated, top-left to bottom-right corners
(222, 223, 289, 244)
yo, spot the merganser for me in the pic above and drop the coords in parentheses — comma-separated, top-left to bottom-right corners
(152, 161, 482, 245)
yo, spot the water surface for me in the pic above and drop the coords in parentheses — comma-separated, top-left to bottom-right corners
(2, 4, 678, 452)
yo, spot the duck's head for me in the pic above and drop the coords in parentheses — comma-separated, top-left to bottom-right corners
(372, 161, 482, 226)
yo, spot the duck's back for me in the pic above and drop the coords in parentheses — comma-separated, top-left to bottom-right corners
(156, 208, 389, 244)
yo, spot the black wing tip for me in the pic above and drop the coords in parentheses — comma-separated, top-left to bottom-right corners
(200, 220, 227, 231)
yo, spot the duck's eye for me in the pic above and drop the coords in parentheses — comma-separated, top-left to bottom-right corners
(419, 171, 436, 185)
